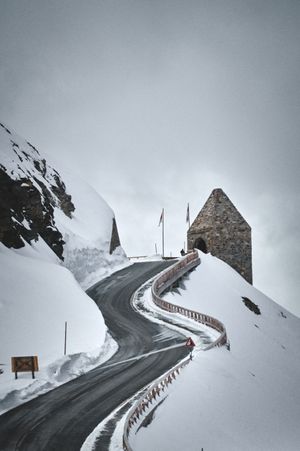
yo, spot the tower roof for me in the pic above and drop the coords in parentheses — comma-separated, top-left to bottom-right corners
(190, 188, 251, 231)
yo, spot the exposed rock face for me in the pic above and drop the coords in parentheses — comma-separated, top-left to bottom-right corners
(51, 174, 74, 218)
(0, 122, 125, 269)
(187, 188, 252, 284)
(109, 217, 121, 254)
(0, 123, 75, 259)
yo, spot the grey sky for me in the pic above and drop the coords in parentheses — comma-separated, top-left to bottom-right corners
(0, 0, 299, 316)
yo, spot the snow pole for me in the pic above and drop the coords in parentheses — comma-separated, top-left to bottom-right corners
(64, 321, 68, 355)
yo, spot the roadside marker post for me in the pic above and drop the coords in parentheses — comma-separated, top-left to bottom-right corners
(64, 321, 68, 356)
(185, 337, 196, 360)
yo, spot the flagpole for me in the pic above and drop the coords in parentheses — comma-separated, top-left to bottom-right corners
(187, 203, 191, 229)
(158, 208, 165, 258)
(186, 203, 190, 253)
(162, 208, 165, 258)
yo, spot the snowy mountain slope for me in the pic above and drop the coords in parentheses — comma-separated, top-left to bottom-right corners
(133, 253, 300, 451)
(53, 167, 127, 288)
(0, 122, 128, 286)
(0, 122, 74, 259)
(0, 123, 128, 413)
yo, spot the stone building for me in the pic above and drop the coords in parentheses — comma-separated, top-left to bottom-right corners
(187, 188, 252, 284)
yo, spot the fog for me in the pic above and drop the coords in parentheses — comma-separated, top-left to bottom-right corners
(0, 0, 299, 316)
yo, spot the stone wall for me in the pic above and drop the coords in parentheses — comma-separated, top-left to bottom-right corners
(188, 189, 252, 284)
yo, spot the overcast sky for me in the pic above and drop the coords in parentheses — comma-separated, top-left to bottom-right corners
(0, 0, 299, 316)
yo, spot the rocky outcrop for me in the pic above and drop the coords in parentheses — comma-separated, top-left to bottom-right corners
(0, 123, 75, 260)
(109, 218, 121, 254)
(0, 122, 125, 270)
(51, 174, 74, 218)
(0, 167, 69, 259)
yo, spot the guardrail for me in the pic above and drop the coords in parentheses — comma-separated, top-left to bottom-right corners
(123, 250, 228, 450)
(151, 250, 228, 349)
(123, 356, 190, 450)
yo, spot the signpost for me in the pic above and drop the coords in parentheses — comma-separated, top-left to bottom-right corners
(186, 337, 195, 348)
(11, 356, 39, 379)
(185, 337, 196, 360)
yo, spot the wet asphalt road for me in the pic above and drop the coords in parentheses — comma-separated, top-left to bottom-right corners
(0, 261, 188, 451)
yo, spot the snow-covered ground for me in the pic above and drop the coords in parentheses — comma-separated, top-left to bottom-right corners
(53, 164, 130, 289)
(0, 123, 129, 414)
(0, 241, 118, 415)
(133, 252, 300, 451)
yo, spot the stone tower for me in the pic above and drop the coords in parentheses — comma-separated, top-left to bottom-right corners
(187, 188, 252, 284)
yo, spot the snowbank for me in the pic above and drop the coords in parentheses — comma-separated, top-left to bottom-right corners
(133, 252, 300, 451)
(52, 165, 129, 288)
(0, 242, 113, 413)
(0, 243, 106, 365)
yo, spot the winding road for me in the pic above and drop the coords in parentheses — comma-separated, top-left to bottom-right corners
(0, 261, 189, 451)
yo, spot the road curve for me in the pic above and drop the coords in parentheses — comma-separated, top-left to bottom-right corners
(0, 261, 189, 451)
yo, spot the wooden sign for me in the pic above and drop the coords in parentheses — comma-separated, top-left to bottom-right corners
(11, 356, 39, 379)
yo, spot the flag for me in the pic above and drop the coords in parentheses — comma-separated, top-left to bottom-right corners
(186, 203, 190, 224)
(158, 208, 164, 226)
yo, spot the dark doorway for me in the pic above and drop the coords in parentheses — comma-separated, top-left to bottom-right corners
(193, 237, 208, 253)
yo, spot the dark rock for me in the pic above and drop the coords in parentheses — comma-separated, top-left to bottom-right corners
(0, 165, 68, 260)
(0, 123, 11, 135)
(26, 141, 40, 155)
(242, 297, 261, 315)
(109, 218, 121, 254)
(51, 175, 75, 218)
